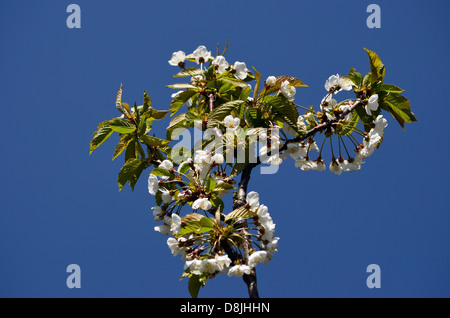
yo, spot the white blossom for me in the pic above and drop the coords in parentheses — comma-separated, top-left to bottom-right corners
(167, 237, 184, 256)
(246, 191, 260, 211)
(184, 259, 203, 275)
(342, 159, 361, 172)
(212, 153, 224, 165)
(201, 259, 220, 274)
(214, 254, 232, 271)
(266, 237, 279, 255)
(233, 61, 248, 80)
(295, 158, 316, 171)
(224, 115, 241, 131)
(285, 143, 307, 160)
(193, 45, 211, 64)
(159, 160, 173, 171)
(152, 206, 164, 221)
(213, 56, 229, 74)
(314, 160, 326, 171)
(373, 114, 388, 133)
(280, 80, 296, 101)
(227, 265, 251, 277)
(194, 150, 213, 165)
(168, 50, 186, 66)
(170, 213, 182, 234)
(148, 174, 159, 195)
(248, 251, 269, 268)
(192, 197, 212, 210)
(266, 76, 276, 87)
(365, 94, 379, 115)
(160, 188, 173, 204)
(325, 74, 352, 93)
(329, 159, 343, 175)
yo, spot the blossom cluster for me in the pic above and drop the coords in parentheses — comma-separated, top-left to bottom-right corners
(153, 185, 278, 278)
(169, 45, 249, 80)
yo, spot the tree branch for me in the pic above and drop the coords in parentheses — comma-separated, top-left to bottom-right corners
(233, 163, 260, 298)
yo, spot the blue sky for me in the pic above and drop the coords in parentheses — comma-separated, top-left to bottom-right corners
(1, 0, 449, 298)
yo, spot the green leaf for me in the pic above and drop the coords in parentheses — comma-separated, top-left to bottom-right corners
(348, 68, 363, 87)
(364, 48, 385, 83)
(118, 158, 147, 191)
(149, 108, 169, 121)
(140, 135, 169, 148)
(108, 118, 136, 134)
(259, 75, 307, 97)
(112, 134, 134, 160)
(170, 90, 198, 116)
(199, 216, 214, 229)
(380, 93, 417, 129)
(225, 206, 255, 222)
(89, 121, 113, 154)
(151, 167, 172, 178)
(210, 195, 224, 212)
(143, 90, 151, 113)
(174, 67, 203, 78)
(207, 100, 244, 128)
(205, 175, 216, 193)
(166, 113, 191, 140)
(221, 77, 250, 88)
(262, 95, 299, 131)
(246, 108, 265, 127)
(188, 275, 201, 298)
(178, 214, 214, 236)
(124, 137, 137, 161)
(377, 84, 404, 94)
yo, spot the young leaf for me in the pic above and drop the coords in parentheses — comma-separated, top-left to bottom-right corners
(364, 48, 385, 83)
(225, 206, 254, 222)
(151, 167, 173, 178)
(108, 118, 136, 134)
(148, 108, 170, 121)
(205, 175, 216, 193)
(143, 90, 151, 113)
(170, 90, 198, 116)
(380, 93, 417, 129)
(348, 68, 363, 87)
(117, 158, 147, 191)
(207, 100, 244, 128)
(90, 121, 113, 154)
(210, 195, 224, 212)
(112, 134, 134, 160)
(377, 84, 404, 94)
(140, 135, 169, 148)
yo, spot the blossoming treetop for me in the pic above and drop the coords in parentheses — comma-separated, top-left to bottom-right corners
(89, 44, 416, 298)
